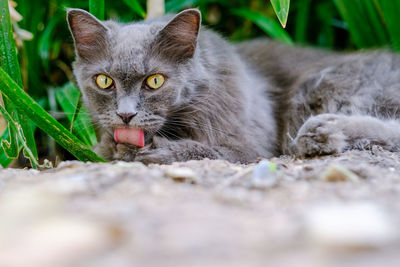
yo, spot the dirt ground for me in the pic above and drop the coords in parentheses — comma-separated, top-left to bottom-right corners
(1, 147, 400, 267)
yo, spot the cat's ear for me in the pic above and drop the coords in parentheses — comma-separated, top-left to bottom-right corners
(67, 8, 109, 61)
(155, 9, 201, 60)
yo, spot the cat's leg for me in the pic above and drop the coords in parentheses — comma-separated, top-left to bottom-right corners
(294, 113, 400, 156)
(132, 136, 249, 164)
(133, 137, 218, 164)
(94, 132, 116, 161)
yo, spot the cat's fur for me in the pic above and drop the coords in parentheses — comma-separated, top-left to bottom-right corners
(237, 41, 400, 156)
(68, 8, 400, 164)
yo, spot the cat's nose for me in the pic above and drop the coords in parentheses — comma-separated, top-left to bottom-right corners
(117, 112, 137, 124)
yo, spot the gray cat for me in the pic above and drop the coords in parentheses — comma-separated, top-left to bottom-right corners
(67, 8, 400, 164)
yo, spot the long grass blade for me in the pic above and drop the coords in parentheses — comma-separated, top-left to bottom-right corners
(38, 15, 63, 72)
(293, 0, 310, 44)
(0, 67, 105, 163)
(55, 82, 97, 147)
(231, 8, 293, 44)
(334, 0, 388, 48)
(0, 0, 37, 164)
(270, 0, 290, 28)
(380, 0, 400, 51)
(122, 0, 146, 18)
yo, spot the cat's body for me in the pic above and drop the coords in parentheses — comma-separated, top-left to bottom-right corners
(68, 9, 400, 164)
(238, 41, 400, 156)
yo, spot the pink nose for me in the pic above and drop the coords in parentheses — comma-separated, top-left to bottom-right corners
(116, 112, 137, 124)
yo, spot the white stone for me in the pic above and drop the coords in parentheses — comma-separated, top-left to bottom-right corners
(164, 167, 198, 183)
(251, 160, 277, 187)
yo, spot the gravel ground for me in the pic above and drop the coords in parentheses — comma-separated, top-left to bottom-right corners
(1, 148, 400, 267)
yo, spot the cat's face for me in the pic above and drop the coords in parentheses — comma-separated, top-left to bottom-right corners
(67, 9, 201, 140)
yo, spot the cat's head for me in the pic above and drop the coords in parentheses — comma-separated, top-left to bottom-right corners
(67, 8, 201, 140)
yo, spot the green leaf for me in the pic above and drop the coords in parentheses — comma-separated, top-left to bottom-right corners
(55, 82, 97, 147)
(380, 0, 400, 51)
(0, 125, 18, 159)
(38, 15, 63, 72)
(0, 0, 23, 85)
(0, 66, 105, 163)
(0, 128, 14, 167)
(0, 105, 38, 168)
(293, 0, 310, 44)
(0, 0, 37, 165)
(0, 101, 42, 167)
(16, 0, 47, 97)
(334, 0, 388, 48)
(165, 0, 196, 12)
(270, 0, 290, 28)
(122, 0, 146, 18)
(231, 8, 293, 44)
(89, 0, 105, 20)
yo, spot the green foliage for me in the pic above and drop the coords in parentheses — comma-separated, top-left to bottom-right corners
(0, 105, 39, 168)
(89, 0, 105, 20)
(270, 0, 290, 27)
(166, 0, 197, 12)
(55, 83, 97, 147)
(0, 67, 105, 163)
(231, 8, 293, 44)
(0, 0, 36, 165)
(330, 0, 400, 50)
(0, 127, 16, 167)
(378, 0, 400, 51)
(333, 0, 388, 48)
(122, 0, 146, 18)
(38, 16, 63, 72)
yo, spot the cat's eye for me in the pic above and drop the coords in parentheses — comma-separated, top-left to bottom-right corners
(96, 74, 114, 89)
(146, 74, 165, 89)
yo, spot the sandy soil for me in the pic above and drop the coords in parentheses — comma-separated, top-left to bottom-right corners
(0, 148, 400, 267)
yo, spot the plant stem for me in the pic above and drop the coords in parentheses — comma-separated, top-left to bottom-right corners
(147, 0, 164, 18)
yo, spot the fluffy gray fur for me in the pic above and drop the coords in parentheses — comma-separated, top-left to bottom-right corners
(237, 40, 400, 156)
(68, 8, 400, 164)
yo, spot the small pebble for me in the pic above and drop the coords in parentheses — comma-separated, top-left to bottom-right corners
(164, 167, 198, 184)
(321, 165, 359, 182)
(251, 160, 277, 188)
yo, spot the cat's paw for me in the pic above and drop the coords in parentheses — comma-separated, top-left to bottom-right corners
(113, 143, 139, 161)
(134, 137, 176, 164)
(294, 114, 348, 157)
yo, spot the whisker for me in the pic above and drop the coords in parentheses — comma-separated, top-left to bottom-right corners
(156, 128, 185, 141)
(165, 120, 233, 138)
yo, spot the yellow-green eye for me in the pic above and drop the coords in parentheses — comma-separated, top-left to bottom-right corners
(146, 74, 165, 89)
(96, 74, 113, 89)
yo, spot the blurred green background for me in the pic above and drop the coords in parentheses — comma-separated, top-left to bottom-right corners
(8, 0, 400, 163)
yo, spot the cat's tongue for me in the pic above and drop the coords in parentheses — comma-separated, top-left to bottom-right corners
(114, 128, 145, 147)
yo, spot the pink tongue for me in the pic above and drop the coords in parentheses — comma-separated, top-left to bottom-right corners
(114, 128, 145, 147)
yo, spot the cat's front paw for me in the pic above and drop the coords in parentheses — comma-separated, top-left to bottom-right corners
(134, 148, 173, 165)
(134, 136, 176, 165)
(113, 143, 140, 161)
(294, 114, 348, 157)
